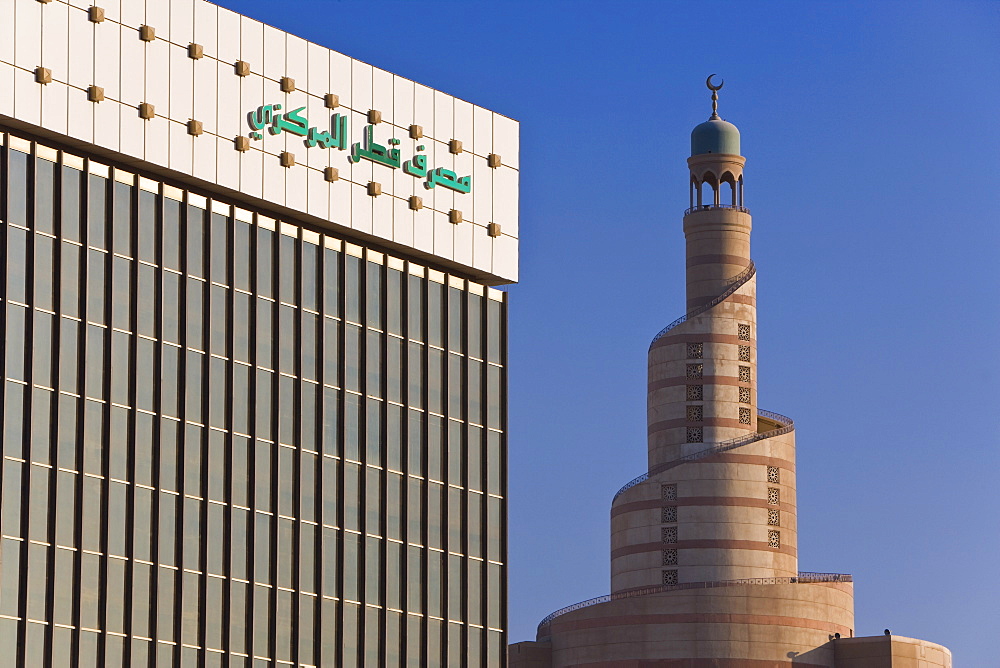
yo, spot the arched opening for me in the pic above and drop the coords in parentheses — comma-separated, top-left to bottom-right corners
(720, 172, 737, 207)
(699, 172, 719, 208)
(690, 176, 699, 209)
(737, 175, 744, 208)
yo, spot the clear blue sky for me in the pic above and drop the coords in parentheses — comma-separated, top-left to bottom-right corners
(217, 1, 999, 662)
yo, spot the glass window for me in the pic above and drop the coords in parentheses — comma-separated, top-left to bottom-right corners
(186, 277, 205, 351)
(159, 418, 179, 492)
(256, 226, 274, 299)
(301, 311, 318, 381)
(427, 281, 443, 347)
(108, 480, 128, 556)
(34, 232, 55, 311)
(231, 506, 250, 581)
(2, 382, 25, 460)
(300, 450, 317, 522)
(448, 354, 463, 418)
(407, 274, 424, 342)
(279, 304, 296, 375)
(254, 512, 271, 584)
(232, 434, 250, 507)
(32, 309, 54, 388)
(106, 556, 126, 632)
(345, 324, 361, 392)
(60, 240, 81, 318)
(34, 157, 56, 234)
(343, 462, 360, 532)
(186, 204, 205, 278)
(427, 348, 443, 415)
(88, 173, 108, 249)
(366, 330, 383, 398)
(279, 233, 296, 304)
(344, 393, 361, 462)
(113, 181, 133, 256)
(256, 369, 273, 440)
(448, 287, 463, 353)
(137, 189, 157, 263)
(87, 248, 106, 324)
(61, 164, 84, 243)
(345, 255, 362, 323)
(468, 359, 483, 425)
(162, 271, 181, 344)
(233, 219, 251, 291)
(157, 567, 176, 641)
(207, 429, 225, 501)
(233, 292, 250, 363)
(387, 337, 402, 404)
(365, 466, 382, 537)
(6, 149, 28, 227)
(81, 475, 103, 552)
(321, 457, 340, 528)
(301, 240, 319, 312)
(185, 350, 204, 423)
(55, 469, 77, 547)
(321, 386, 340, 458)
(301, 380, 318, 454)
(207, 503, 224, 575)
(407, 409, 425, 477)
(322, 317, 340, 387)
(133, 486, 153, 562)
(5, 226, 27, 304)
(366, 261, 383, 330)
(487, 298, 502, 364)
(323, 246, 341, 318)
(58, 317, 80, 395)
(256, 297, 273, 369)
(322, 527, 340, 599)
(110, 329, 131, 406)
(162, 198, 181, 271)
(210, 212, 229, 285)
(254, 439, 272, 513)
(137, 263, 156, 337)
(29, 387, 52, 464)
(230, 579, 248, 655)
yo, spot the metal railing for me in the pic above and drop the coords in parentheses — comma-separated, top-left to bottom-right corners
(684, 204, 751, 216)
(649, 261, 756, 348)
(536, 572, 851, 637)
(612, 409, 794, 502)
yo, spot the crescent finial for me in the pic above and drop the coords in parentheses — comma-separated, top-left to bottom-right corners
(706, 74, 724, 91)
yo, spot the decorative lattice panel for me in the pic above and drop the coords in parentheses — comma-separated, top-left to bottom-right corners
(687, 363, 704, 380)
(739, 386, 752, 403)
(768, 530, 780, 548)
(662, 527, 678, 543)
(687, 385, 703, 401)
(661, 484, 677, 501)
(686, 427, 703, 443)
(767, 466, 780, 483)
(739, 345, 751, 362)
(662, 569, 679, 585)
(768, 509, 780, 526)
(738, 324, 751, 341)
(739, 366, 751, 383)
(661, 506, 678, 523)
(739, 407, 752, 425)
(687, 405, 703, 422)
(687, 343, 703, 359)
(662, 549, 678, 566)
(767, 487, 779, 505)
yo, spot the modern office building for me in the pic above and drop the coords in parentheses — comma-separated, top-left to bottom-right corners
(508, 81, 951, 668)
(0, 0, 518, 666)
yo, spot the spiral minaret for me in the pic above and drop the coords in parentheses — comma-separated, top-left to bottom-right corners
(509, 77, 953, 668)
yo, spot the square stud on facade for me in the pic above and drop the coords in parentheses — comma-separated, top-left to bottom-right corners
(487, 222, 501, 238)
(449, 209, 462, 224)
(324, 93, 340, 109)
(409, 125, 423, 139)
(37, 0, 53, 4)
(88, 6, 105, 22)
(188, 43, 204, 60)
(139, 25, 155, 42)
(138, 103, 155, 120)
(87, 85, 105, 102)
(235, 61, 251, 77)
(367, 182, 382, 197)
(324, 167, 339, 182)
(234, 136, 250, 152)
(487, 153, 501, 168)
(187, 120, 204, 136)
(280, 77, 295, 93)
(409, 196, 423, 211)
(367, 110, 382, 124)
(280, 152, 295, 167)
(449, 139, 463, 155)
(34, 67, 52, 84)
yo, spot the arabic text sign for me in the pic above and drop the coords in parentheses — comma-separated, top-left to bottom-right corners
(246, 104, 471, 194)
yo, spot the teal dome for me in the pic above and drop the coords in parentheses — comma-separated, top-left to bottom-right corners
(691, 115, 740, 156)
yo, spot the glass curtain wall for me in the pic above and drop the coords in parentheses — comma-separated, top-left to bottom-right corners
(0, 132, 508, 667)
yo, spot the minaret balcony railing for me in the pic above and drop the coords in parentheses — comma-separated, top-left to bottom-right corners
(684, 203, 750, 216)
(535, 572, 853, 637)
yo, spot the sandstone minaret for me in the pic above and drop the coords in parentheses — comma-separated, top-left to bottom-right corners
(510, 77, 953, 668)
